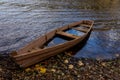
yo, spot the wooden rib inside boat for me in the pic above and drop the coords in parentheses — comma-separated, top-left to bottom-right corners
(10, 20, 94, 68)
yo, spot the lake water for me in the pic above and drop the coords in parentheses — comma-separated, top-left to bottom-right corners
(0, 0, 120, 59)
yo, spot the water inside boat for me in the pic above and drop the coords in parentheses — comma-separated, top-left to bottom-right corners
(47, 36, 67, 47)
(46, 28, 85, 47)
(66, 29, 84, 36)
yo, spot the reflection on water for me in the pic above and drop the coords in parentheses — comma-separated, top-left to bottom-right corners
(75, 30, 120, 59)
(0, 0, 120, 59)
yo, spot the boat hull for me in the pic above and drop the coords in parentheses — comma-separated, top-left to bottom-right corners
(10, 20, 94, 68)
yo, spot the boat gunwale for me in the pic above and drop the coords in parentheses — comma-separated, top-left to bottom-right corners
(12, 20, 93, 59)
(10, 20, 94, 67)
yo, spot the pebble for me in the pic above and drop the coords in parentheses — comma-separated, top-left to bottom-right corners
(0, 68, 2, 72)
(61, 72, 65, 76)
(51, 69, 56, 72)
(64, 59, 69, 64)
(25, 68, 31, 72)
(77, 75, 80, 77)
(78, 61, 84, 66)
(68, 64, 74, 69)
(35, 64, 40, 68)
(101, 62, 106, 67)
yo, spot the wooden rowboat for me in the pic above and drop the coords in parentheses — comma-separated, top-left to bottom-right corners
(10, 20, 94, 68)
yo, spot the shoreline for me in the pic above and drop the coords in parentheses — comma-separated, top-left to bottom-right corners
(0, 53, 120, 80)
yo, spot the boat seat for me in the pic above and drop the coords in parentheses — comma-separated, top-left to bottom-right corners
(80, 24, 91, 28)
(73, 27, 88, 33)
(57, 31, 79, 39)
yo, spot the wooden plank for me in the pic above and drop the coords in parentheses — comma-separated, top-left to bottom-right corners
(57, 31, 79, 39)
(80, 24, 91, 28)
(73, 27, 88, 33)
(17, 45, 69, 67)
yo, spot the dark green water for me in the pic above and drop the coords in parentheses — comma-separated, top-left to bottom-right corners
(0, 0, 120, 59)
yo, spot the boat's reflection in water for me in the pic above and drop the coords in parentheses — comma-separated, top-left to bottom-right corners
(74, 30, 120, 60)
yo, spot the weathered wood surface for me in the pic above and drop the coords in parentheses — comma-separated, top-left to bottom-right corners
(73, 27, 88, 33)
(10, 20, 94, 68)
(57, 31, 79, 39)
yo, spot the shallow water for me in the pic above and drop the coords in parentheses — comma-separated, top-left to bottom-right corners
(0, 0, 120, 59)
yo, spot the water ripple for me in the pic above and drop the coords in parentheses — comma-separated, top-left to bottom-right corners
(0, 0, 120, 59)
